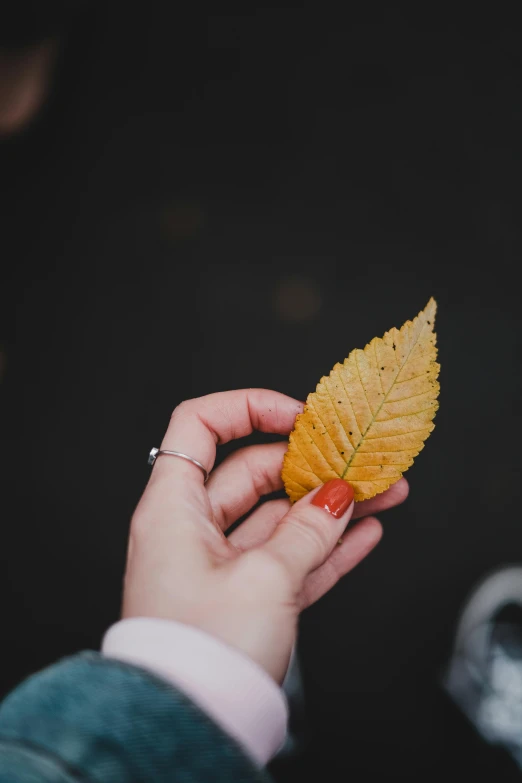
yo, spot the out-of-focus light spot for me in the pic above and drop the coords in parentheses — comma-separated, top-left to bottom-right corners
(161, 203, 204, 241)
(0, 39, 58, 138)
(273, 275, 322, 323)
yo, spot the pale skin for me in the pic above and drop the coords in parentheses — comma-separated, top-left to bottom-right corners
(122, 389, 409, 683)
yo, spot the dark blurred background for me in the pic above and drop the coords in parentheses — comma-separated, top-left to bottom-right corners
(1, 4, 522, 780)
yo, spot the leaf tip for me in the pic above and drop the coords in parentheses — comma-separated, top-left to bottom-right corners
(422, 297, 437, 326)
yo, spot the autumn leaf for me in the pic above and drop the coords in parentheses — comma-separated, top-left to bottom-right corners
(282, 298, 440, 502)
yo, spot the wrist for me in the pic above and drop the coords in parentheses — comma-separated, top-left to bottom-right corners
(102, 617, 289, 766)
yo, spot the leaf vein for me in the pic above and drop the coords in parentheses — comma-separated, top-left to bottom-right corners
(384, 388, 435, 404)
(322, 383, 355, 450)
(308, 397, 347, 468)
(341, 317, 431, 478)
(373, 340, 385, 396)
(338, 368, 364, 441)
(354, 350, 375, 417)
(286, 475, 314, 493)
(363, 427, 432, 441)
(393, 370, 435, 386)
(377, 405, 436, 423)
(347, 463, 411, 469)
(291, 437, 318, 473)
(285, 457, 319, 478)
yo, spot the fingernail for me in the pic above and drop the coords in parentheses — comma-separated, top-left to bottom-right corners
(311, 478, 354, 519)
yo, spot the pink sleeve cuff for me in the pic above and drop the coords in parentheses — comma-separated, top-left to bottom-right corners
(101, 617, 288, 766)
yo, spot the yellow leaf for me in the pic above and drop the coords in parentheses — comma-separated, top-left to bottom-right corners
(282, 298, 440, 502)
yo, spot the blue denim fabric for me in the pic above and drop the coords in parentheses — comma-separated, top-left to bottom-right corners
(0, 652, 270, 783)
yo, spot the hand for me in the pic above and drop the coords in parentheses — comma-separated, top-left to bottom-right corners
(122, 389, 408, 683)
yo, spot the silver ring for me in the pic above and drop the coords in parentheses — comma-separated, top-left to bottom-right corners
(148, 447, 209, 483)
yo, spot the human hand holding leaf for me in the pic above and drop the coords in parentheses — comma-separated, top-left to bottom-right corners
(282, 298, 440, 502)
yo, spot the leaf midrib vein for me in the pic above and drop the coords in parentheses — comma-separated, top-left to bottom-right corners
(341, 319, 430, 479)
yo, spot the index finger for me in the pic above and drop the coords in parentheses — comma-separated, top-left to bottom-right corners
(154, 389, 304, 485)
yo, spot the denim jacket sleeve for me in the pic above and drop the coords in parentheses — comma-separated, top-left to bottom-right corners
(0, 651, 271, 783)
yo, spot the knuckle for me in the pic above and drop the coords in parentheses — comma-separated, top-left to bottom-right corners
(250, 464, 272, 499)
(249, 445, 285, 492)
(170, 398, 194, 420)
(230, 444, 283, 497)
(286, 508, 332, 556)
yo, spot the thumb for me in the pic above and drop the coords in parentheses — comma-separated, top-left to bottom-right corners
(261, 479, 355, 587)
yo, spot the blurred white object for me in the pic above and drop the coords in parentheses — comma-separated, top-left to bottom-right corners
(444, 566, 522, 768)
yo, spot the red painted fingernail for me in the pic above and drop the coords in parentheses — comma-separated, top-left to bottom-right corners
(311, 479, 354, 518)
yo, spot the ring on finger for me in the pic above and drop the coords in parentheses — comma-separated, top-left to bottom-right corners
(148, 448, 209, 483)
